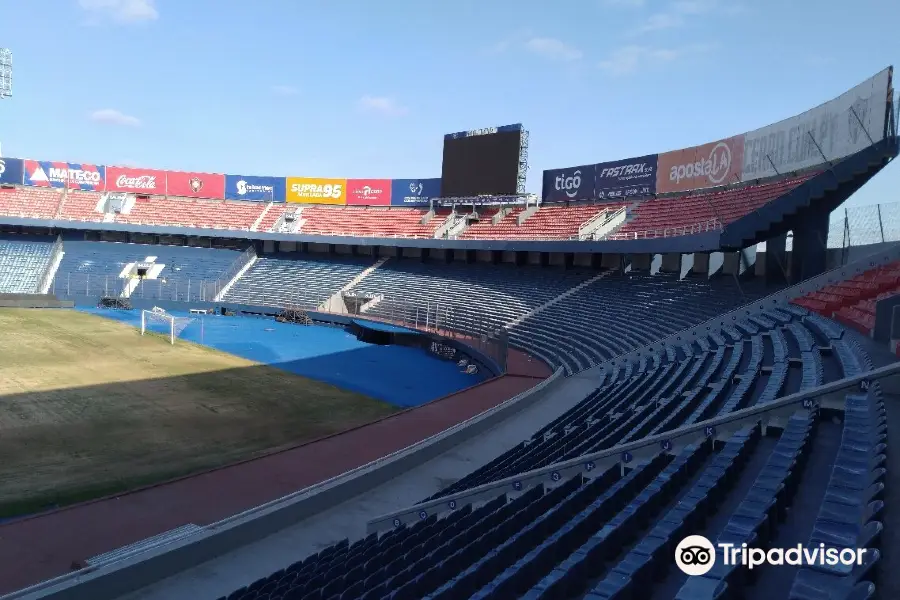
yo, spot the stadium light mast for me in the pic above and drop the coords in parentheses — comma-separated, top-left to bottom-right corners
(0, 48, 11, 157)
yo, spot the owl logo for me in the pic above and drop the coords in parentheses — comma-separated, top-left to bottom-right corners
(409, 182, 424, 195)
(189, 177, 203, 193)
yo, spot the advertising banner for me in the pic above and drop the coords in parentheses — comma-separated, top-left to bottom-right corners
(656, 136, 745, 194)
(0, 157, 24, 185)
(346, 179, 391, 206)
(595, 154, 657, 200)
(106, 166, 167, 194)
(224, 174, 286, 202)
(23, 160, 106, 190)
(541, 165, 595, 203)
(390, 178, 441, 207)
(285, 177, 347, 205)
(742, 68, 892, 181)
(165, 170, 225, 199)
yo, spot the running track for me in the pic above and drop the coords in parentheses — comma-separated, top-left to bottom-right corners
(0, 349, 551, 595)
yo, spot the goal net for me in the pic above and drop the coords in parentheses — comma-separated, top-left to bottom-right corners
(141, 308, 194, 344)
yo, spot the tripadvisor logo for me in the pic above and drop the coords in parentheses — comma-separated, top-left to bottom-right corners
(675, 535, 867, 576)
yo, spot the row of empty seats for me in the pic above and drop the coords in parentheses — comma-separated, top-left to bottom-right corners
(0, 174, 813, 241)
(0, 234, 55, 293)
(215, 304, 884, 600)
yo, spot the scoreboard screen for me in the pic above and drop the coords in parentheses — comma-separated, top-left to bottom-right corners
(440, 125, 522, 197)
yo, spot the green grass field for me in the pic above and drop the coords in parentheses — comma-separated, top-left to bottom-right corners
(0, 308, 398, 518)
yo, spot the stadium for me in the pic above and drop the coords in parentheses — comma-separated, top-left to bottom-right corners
(0, 26, 899, 600)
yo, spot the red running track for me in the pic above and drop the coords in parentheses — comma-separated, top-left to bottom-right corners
(0, 349, 552, 595)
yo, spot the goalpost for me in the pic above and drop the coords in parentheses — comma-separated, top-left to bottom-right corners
(141, 308, 195, 344)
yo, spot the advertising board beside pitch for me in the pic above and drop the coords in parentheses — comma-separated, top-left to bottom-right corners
(656, 136, 744, 194)
(346, 179, 391, 206)
(741, 67, 892, 181)
(541, 165, 595, 203)
(0, 157, 25, 185)
(106, 166, 167, 194)
(23, 160, 106, 190)
(595, 154, 657, 200)
(286, 177, 347, 205)
(165, 170, 225, 199)
(225, 174, 286, 202)
(390, 178, 441, 207)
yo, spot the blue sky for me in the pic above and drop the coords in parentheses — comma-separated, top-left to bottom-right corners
(0, 0, 897, 208)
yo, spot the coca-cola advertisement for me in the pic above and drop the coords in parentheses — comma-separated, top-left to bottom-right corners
(166, 170, 225, 199)
(106, 166, 167, 194)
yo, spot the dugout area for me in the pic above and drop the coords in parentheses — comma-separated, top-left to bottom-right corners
(0, 308, 399, 520)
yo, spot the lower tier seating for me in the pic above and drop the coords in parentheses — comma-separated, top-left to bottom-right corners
(0, 234, 55, 293)
(214, 309, 884, 600)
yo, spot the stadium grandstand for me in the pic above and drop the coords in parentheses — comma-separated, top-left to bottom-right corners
(0, 29, 897, 600)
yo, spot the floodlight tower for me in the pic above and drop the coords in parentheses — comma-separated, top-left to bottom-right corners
(0, 48, 11, 157)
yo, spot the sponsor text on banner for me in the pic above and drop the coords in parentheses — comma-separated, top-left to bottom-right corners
(390, 178, 441, 207)
(106, 166, 167, 194)
(0, 157, 25, 185)
(541, 165, 595, 202)
(656, 136, 744, 194)
(286, 177, 347, 205)
(595, 154, 657, 200)
(225, 175, 286, 202)
(24, 160, 106, 190)
(165, 170, 226, 199)
(346, 179, 391, 206)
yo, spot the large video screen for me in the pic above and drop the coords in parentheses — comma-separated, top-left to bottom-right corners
(440, 130, 521, 197)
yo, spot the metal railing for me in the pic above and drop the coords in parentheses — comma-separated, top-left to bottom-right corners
(367, 361, 897, 532)
(605, 218, 724, 240)
(35, 235, 63, 294)
(204, 246, 257, 302)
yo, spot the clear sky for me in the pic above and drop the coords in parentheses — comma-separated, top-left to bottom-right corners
(0, 0, 897, 209)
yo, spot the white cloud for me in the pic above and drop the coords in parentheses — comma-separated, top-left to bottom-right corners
(357, 95, 408, 117)
(629, 13, 684, 35)
(89, 108, 142, 127)
(271, 85, 299, 97)
(524, 37, 583, 62)
(78, 0, 158, 24)
(598, 43, 712, 75)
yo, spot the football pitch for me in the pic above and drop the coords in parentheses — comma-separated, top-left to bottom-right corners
(0, 308, 398, 519)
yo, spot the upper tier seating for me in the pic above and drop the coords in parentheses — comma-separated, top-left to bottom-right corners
(216, 308, 884, 600)
(0, 187, 60, 220)
(611, 175, 813, 239)
(51, 239, 242, 300)
(459, 203, 626, 240)
(0, 234, 55, 293)
(117, 196, 265, 231)
(222, 254, 376, 309)
(298, 205, 440, 238)
(0, 172, 817, 241)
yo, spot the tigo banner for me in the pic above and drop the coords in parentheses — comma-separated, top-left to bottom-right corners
(390, 178, 441, 207)
(166, 170, 225, 199)
(541, 165, 595, 203)
(0, 157, 24, 185)
(106, 165, 167, 194)
(346, 179, 391, 206)
(24, 160, 105, 190)
(656, 136, 744, 194)
(225, 174, 286, 202)
(595, 155, 657, 200)
(286, 177, 347, 204)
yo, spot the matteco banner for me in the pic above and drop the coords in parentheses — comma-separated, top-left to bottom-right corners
(23, 160, 106, 190)
(541, 165, 595, 203)
(595, 154, 657, 200)
(106, 166, 167, 194)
